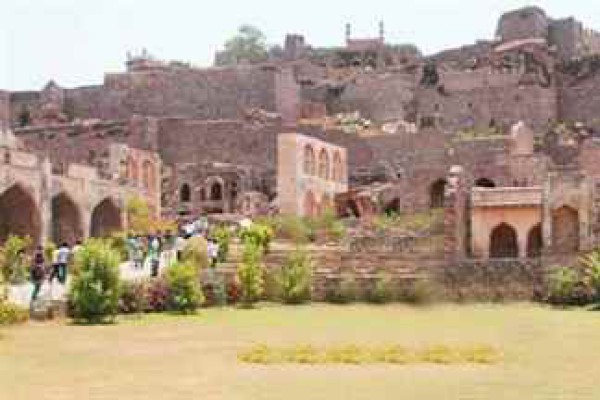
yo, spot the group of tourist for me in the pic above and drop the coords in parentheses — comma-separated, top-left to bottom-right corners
(29, 241, 82, 302)
(126, 231, 177, 277)
(26, 215, 231, 304)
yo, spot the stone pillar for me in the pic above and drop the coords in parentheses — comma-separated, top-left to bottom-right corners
(444, 165, 468, 261)
(39, 157, 53, 245)
(517, 229, 528, 259)
(541, 174, 552, 253)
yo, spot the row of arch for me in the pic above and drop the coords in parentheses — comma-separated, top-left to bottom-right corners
(0, 184, 122, 245)
(488, 206, 580, 258)
(179, 181, 224, 203)
(304, 190, 334, 217)
(303, 144, 344, 182)
(127, 156, 157, 193)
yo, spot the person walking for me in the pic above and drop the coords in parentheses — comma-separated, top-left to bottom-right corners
(148, 235, 161, 277)
(207, 238, 219, 268)
(30, 246, 46, 303)
(55, 242, 71, 285)
(48, 245, 60, 284)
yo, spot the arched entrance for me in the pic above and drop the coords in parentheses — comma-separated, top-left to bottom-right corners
(489, 223, 519, 258)
(0, 184, 41, 244)
(209, 182, 223, 201)
(429, 179, 447, 209)
(180, 183, 191, 203)
(90, 198, 122, 238)
(52, 193, 83, 245)
(475, 178, 496, 188)
(526, 223, 543, 258)
(552, 206, 579, 253)
(304, 190, 318, 217)
(384, 198, 400, 214)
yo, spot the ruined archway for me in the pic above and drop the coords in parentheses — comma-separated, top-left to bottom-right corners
(475, 178, 496, 188)
(52, 192, 83, 245)
(490, 223, 519, 258)
(526, 223, 543, 258)
(0, 184, 41, 244)
(552, 206, 579, 253)
(429, 179, 447, 209)
(180, 183, 191, 203)
(90, 198, 122, 238)
(304, 190, 318, 217)
(210, 182, 223, 201)
(384, 198, 400, 214)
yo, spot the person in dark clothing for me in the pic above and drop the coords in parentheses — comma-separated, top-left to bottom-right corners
(30, 246, 46, 302)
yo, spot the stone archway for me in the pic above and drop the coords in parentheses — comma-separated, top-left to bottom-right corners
(490, 223, 519, 258)
(90, 198, 122, 238)
(526, 223, 543, 258)
(52, 192, 83, 245)
(180, 183, 191, 203)
(210, 182, 223, 201)
(552, 206, 579, 253)
(0, 184, 42, 244)
(429, 179, 447, 209)
(304, 190, 318, 217)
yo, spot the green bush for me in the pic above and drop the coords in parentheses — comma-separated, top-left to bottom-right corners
(107, 232, 128, 262)
(581, 250, 600, 301)
(325, 275, 359, 304)
(0, 301, 29, 325)
(165, 261, 204, 313)
(0, 235, 32, 284)
(365, 273, 395, 304)
(119, 280, 148, 314)
(308, 210, 347, 243)
(276, 249, 313, 304)
(270, 215, 312, 243)
(546, 266, 590, 306)
(239, 223, 273, 252)
(68, 240, 121, 323)
(212, 226, 232, 263)
(237, 242, 264, 307)
(181, 236, 209, 269)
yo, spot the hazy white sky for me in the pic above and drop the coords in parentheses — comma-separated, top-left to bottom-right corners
(3, 0, 600, 90)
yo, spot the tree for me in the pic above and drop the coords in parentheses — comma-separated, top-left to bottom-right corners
(214, 25, 269, 66)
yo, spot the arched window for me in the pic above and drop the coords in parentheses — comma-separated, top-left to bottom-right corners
(303, 144, 316, 176)
(333, 151, 343, 182)
(318, 149, 330, 180)
(180, 184, 191, 203)
(429, 179, 447, 209)
(210, 182, 223, 201)
(304, 190, 317, 217)
(490, 223, 519, 258)
(475, 178, 496, 188)
(527, 223, 543, 258)
(142, 160, 155, 192)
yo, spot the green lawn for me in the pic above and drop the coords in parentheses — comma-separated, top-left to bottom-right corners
(1, 303, 599, 400)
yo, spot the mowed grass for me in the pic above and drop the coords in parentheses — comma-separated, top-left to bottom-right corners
(1, 303, 600, 400)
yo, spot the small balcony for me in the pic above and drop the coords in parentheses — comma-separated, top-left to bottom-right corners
(471, 186, 542, 207)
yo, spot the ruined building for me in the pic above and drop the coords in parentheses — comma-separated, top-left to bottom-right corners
(3, 6, 600, 261)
